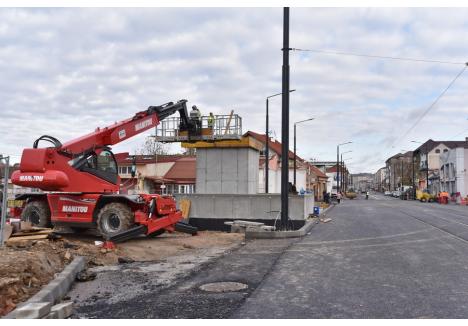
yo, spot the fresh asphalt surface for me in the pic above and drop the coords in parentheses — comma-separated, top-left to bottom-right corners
(236, 193, 468, 318)
(75, 194, 468, 318)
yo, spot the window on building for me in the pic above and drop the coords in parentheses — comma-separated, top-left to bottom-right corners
(435, 149, 440, 154)
(443, 149, 448, 153)
(118, 166, 132, 175)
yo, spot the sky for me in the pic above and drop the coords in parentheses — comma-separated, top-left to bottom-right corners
(1, 7, 468, 173)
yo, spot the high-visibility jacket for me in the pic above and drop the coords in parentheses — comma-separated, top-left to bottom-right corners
(207, 115, 214, 127)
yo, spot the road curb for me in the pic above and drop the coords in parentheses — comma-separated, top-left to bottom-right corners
(4, 256, 86, 319)
(245, 203, 336, 239)
(245, 218, 318, 239)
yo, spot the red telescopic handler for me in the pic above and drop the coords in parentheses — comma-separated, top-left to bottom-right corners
(10, 100, 197, 243)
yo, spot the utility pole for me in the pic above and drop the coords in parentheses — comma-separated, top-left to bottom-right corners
(280, 7, 290, 229)
(426, 144, 430, 194)
(265, 97, 269, 193)
(265, 89, 296, 194)
(341, 154, 344, 192)
(412, 153, 415, 199)
(336, 145, 340, 193)
(0, 155, 10, 247)
(293, 118, 313, 187)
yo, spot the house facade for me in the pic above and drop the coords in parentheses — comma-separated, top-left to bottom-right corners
(385, 152, 414, 191)
(245, 131, 328, 200)
(115, 153, 196, 195)
(374, 167, 387, 192)
(439, 146, 468, 197)
(413, 139, 468, 194)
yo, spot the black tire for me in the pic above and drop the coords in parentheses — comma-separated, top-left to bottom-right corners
(21, 200, 51, 228)
(148, 229, 165, 238)
(96, 202, 134, 238)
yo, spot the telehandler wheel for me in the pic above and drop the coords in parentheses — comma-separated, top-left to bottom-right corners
(97, 202, 134, 237)
(21, 200, 52, 228)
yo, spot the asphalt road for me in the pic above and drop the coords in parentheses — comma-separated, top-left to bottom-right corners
(74, 194, 468, 318)
(235, 194, 468, 318)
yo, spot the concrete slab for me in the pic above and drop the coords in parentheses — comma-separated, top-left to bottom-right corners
(13, 302, 51, 319)
(50, 302, 73, 319)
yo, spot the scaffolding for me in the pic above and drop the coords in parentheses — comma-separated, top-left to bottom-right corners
(155, 113, 242, 143)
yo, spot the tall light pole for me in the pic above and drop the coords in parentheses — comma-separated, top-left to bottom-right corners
(280, 7, 291, 229)
(341, 150, 352, 192)
(337, 142, 352, 194)
(0, 155, 10, 247)
(265, 89, 296, 194)
(411, 140, 429, 193)
(343, 157, 352, 191)
(294, 118, 314, 187)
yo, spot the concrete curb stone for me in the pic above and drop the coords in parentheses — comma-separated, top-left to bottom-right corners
(4, 256, 86, 319)
(12, 302, 52, 319)
(245, 204, 336, 239)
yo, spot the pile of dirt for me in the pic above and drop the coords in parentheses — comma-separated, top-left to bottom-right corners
(0, 230, 243, 316)
(0, 241, 65, 315)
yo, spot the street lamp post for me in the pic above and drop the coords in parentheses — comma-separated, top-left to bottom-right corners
(343, 157, 352, 191)
(293, 118, 314, 187)
(337, 142, 352, 194)
(340, 151, 352, 192)
(0, 155, 10, 247)
(265, 89, 296, 193)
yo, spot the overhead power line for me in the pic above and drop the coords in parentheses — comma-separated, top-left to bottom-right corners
(291, 48, 466, 65)
(392, 64, 467, 147)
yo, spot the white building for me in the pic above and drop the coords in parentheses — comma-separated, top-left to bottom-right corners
(440, 146, 468, 197)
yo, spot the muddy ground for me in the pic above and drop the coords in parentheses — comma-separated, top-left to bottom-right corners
(0, 230, 244, 316)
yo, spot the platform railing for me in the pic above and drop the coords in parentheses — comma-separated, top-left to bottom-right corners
(155, 114, 242, 142)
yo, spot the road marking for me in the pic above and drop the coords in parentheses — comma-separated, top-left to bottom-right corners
(290, 236, 452, 251)
(301, 228, 435, 245)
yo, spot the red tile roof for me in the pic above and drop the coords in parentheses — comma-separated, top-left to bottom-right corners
(163, 157, 196, 183)
(245, 131, 327, 179)
(308, 163, 328, 179)
(244, 131, 297, 160)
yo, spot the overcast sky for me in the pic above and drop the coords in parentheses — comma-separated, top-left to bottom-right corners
(1, 7, 468, 173)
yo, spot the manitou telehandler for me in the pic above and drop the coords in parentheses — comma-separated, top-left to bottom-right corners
(10, 99, 197, 241)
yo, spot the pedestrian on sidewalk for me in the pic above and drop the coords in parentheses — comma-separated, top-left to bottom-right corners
(337, 192, 342, 204)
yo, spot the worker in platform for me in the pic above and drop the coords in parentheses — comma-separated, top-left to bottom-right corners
(207, 112, 215, 130)
(190, 105, 202, 132)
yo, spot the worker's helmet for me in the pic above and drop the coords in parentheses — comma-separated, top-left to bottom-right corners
(192, 105, 198, 110)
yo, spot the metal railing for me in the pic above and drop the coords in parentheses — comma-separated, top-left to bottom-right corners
(155, 114, 242, 142)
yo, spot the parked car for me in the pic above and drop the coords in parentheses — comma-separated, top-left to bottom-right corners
(384, 191, 392, 196)
(416, 190, 436, 202)
(346, 189, 357, 199)
(392, 190, 401, 197)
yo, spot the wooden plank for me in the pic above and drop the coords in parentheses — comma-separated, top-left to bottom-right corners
(224, 110, 234, 135)
(10, 229, 54, 237)
(6, 234, 49, 243)
(179, 199, 191, 219)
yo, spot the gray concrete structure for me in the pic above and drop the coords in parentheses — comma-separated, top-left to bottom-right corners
(176, 193, 314, 221)
(196, 147, 259, 194)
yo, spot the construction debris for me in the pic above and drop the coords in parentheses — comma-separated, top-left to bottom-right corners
(5, 226, 55, 245)
(1, 230, 243, 317)
(76, 270, 97, 282)
(320, 218, 332, 223)
(225, 220, 275, 233)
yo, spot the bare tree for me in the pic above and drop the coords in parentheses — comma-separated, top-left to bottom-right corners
(136, 137, 169, 156)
